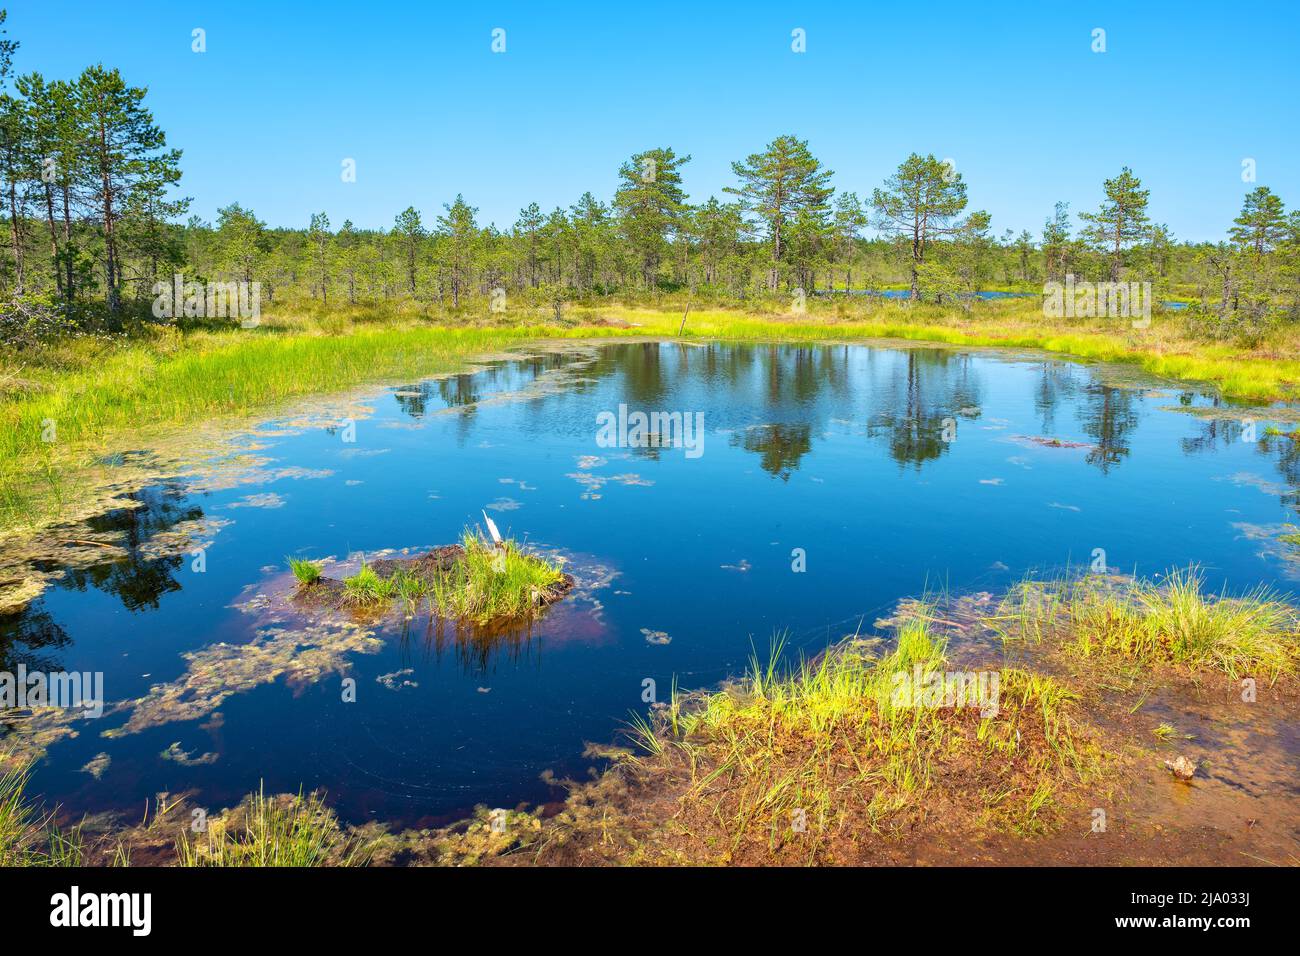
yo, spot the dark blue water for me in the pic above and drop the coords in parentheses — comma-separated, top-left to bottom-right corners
(3, 342, 1297, 826)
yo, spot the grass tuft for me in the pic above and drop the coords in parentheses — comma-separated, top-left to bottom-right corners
(393, 569, 429, 613)
(287, 556, 323, 586)
(341, 561, 398, 606)
(429, 531, 565, 624)
(623, 611, 1094, 859)
(992, 567, 1298, 680)
(176, 784, 366, 867)
(0, 762, 82, 866)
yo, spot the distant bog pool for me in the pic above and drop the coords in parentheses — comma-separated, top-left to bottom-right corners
(4, 340, 1299, 827)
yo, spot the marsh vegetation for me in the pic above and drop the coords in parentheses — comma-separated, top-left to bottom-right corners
(621, 616, 1098, 858)
(176, 786, 368, 868)
(0, 764, 81, 867)
(0, 0, 1296, 881)
(427, 533, 567, 624)
(286, 533, 570, 626)
(4, 565, 1292, 867)
(992, 568, 1298, 680)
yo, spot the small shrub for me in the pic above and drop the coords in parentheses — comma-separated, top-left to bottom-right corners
(1182, 301, 1277, 348)
(0, 294, 77, 350)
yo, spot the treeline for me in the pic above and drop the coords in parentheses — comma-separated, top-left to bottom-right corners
(0, 10, 181, 336)
(1, 10, 1298, 344)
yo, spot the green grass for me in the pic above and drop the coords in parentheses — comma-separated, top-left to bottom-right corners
(0, 764, 39, 866)
(1152, 723, 1194, 740)
(176, 785, 366, 867)
(287, 556, 323, 585)
(341, 561, 398, 606)
(429, 531, 565, 624)
(627, 612, 1092, 858)
(338, 541, 563, 620)
(392, 569, 429, 614)
(0, 763, 82, 866)
(992, 567, 1299, 680)
(0, 322, 544, 536)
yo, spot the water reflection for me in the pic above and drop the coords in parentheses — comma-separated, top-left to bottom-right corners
(1175, 397, 1300, 517)
(867, 350, 982, 470)
(1080, 385, 1139, 474)
(9, 343, 1299, 665)
(397, 615, 546, 679)
(0, 602, 70, 674)
(1032, 361, 1077, 435)
(5, 340, 1298, 827)
(55, 482, 203, 612)
(735, 424, 813, 480)
(1270, 433, 1300, 511)
(394, 374, 482, 418)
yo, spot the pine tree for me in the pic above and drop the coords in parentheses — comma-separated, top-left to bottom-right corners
(436, 194, 478, 308)
(307, 212, 331, 302)
(514, 202, 543, 288)
(726, 135, 833, 290)
(569, 192, 608, 292)
(613, 147, 690, 289)
(118, 153, 188, 293)
(1078, 167, 1151, 282)
(22, 76, 86, 300)
(693, 197, 744, 290)
(1229, 186, 1287, 256)
(392, 206, 424, 295)
(337, 219, 359, 304)
(0, 91, 29, 293)
(1041, 201, 1072, 281)
(76, 65, 181, 325)
(216, 202, 266, 286)
(832, 191, 867, 291)
(871, 153, 971, 300)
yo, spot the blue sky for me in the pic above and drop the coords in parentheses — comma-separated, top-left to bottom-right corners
(9, 0, 1298, 240)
